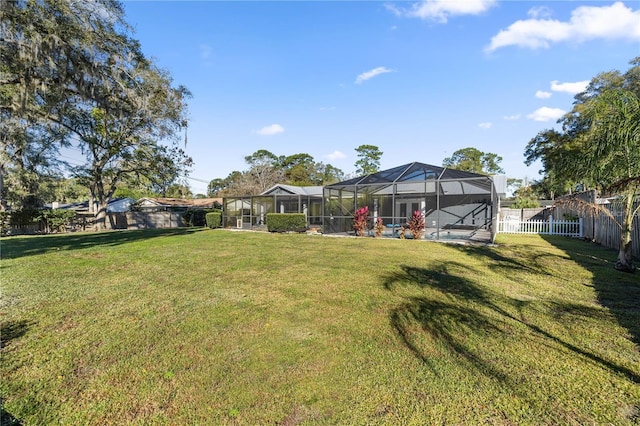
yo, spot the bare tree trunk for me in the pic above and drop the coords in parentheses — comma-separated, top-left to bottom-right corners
(615, 194, 636, 273)
(94, 202, 108, 231)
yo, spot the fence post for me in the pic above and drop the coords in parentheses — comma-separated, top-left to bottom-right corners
(579, 217, 583, 238)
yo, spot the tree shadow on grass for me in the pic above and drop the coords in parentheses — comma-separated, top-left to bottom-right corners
(0, 401, 23, 426)
(454, 244, 574, 282)
(383, 260, 640, 386)
(0, 321, 32, 425)
(390, 297, 508, 381)
(0, 320, 33, 350)
(383, 263, 509, 382)
(540, 235, 640, 348)
(0, 228, 205, 260)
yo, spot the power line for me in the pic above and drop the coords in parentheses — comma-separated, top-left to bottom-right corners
(184, 175, 210, 184)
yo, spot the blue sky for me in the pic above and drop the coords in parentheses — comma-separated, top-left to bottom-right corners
(122, 0, 640, 195)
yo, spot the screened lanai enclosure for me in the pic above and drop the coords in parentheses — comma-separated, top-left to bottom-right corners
(323, 162, 502, 242)
(222, 163, 504, 242)
(223, 184, 324, 229)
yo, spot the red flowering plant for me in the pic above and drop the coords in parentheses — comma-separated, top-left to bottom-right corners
(407, 210, 425, 239)
(353, 206, 369, 236)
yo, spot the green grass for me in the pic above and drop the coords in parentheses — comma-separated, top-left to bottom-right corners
(1, 229, 639, 425)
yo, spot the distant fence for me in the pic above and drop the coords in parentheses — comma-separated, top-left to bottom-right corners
(498, 218, 583, 237)
(3, 211, 187, 235)
(499, 207, 551, 221)
(123, 212, 185, 229)
(555, 190, 639, 259)
(72, 212, 185, 230)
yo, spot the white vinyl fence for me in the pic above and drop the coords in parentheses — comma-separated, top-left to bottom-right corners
(498, 217, 583, 237)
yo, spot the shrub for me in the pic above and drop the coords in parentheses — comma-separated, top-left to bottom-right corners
(373, 218, 384, 238)
(353, 206, 369, 237)
(511, 197, 540, 209)
(9, 208, 40, 227)
(39, 209, 76, 233)
(184, 208, 220, 227)
(407, 210, 425, 240)
(266, 213, 307, 233)
(205, 211, 222, 229)
(0, 212, 9, 236)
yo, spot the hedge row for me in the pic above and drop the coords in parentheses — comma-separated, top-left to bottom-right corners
(266, 213, 307, 233)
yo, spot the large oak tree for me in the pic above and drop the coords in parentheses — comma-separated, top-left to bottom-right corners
(1, 0, 191, 228)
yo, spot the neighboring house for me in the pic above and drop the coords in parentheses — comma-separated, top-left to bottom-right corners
(134, 197, 222, 212)
(45, 197, 135, 213)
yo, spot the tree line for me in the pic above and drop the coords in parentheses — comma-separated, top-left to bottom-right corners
(206, 145, 511, 197)
(206, 145, 383, 197)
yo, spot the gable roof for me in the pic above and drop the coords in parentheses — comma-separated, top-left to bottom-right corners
(260, 184, 323, 197)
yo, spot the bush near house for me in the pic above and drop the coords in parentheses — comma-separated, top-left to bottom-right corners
(0, 211, 9, 235)
(266, 213, 307, 232)
(205, 211, 222, 229)
(184, 208, 221, 227)
(8, 208, 40, 227)
(39, 210, 76, 233)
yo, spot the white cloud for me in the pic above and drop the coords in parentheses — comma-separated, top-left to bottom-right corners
(527, 107, 566, 122)
(326, 150, 347, 161)
(355, 67, 394, 84)
(256, 124, 284, 136)
(486, 2, 640, 52)
(550, 80, 589, 95)
(528, 6, 552, 19)
(387, 0, 496, 23)
(535, 90, 552, 99)
(503, 114, 521, 121)
(478, 122, 493, 129)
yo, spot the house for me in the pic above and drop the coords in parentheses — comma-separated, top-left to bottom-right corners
(223, 162, 503, 242)
(134, 197, 222, 212)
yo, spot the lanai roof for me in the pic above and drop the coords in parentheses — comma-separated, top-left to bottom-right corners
(328, 162, 488, 187)
(326, 162, 497, 196)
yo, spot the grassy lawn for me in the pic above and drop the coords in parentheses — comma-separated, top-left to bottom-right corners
(1, 229, 639, 425)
